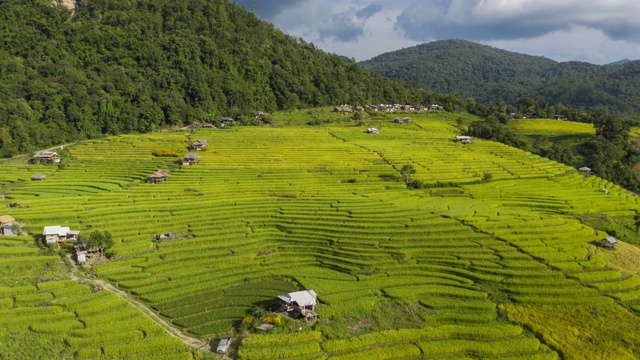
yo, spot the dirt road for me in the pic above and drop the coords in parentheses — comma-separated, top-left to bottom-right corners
(69, 263, 211, 352)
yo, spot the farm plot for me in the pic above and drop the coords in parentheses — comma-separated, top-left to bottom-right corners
(0, 235, 193, 359)
(1, 121, 640, 358)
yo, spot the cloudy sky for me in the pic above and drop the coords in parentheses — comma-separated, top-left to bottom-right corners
(234, 0, 640, 64)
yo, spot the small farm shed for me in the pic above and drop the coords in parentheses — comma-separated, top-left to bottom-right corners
(74, 244, 88, 263)
(429, 104, 444, 111)
(579, 167, 592, 176)
(182, 152, 200, 166)
(1, 216, 16, 236)
(216, 338, 231, 354)
(455, 136, 472, 144)
(0, 215, 15, 227)
(147, 170, 170, 184)
(43, 226, 80, 245)
(278, 290, 318, 319)
(33, 173, 45, 181)
(2, 225, 15, 236)
(367, 128, 380, 134)
(192, 140, 208, 151)
(201, 123, 216, 129)
(601, 236, 618, 249)
(220, 117, 235, 126)
(554, 115, 567, 120)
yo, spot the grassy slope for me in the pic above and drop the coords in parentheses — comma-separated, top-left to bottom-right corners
(1, 110, 640, 358)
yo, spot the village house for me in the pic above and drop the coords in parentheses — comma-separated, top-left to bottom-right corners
(32, 173, 45, 181)
(192, 140, 208, 151)
(367, 128, 380, 134)
(554, 114, 567, 120)
(0, 215, 16, 236)
(182, 152, 200, 166)
(578, 167, 592, 176)
(429, 104, 444, 111)
(147, 170, 170, 184)
(201, 123, 216, 129)
(455, 135, 473, 144)
(43, 226, 80, 245)
(255, 111, 269, 118)
(278, 290, 318, 319)
(33, 151, 58, 161)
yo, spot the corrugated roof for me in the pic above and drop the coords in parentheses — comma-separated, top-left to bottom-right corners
(277, 290, 317, 306)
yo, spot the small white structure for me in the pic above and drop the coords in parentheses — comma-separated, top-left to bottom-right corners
(455, 136, 472, 144)
(601, 236, 618, 249)
(43, 226, 80, 245)
(579, 167, 593, 176)
(366, 128, 380, 134)
(216, 338, 231, 354)
(278, 290, 318, 319)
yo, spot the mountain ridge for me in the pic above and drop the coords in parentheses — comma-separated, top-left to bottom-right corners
(360, 39, 640, 116)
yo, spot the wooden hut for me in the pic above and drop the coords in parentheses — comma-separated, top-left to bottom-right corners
(182, 152, 200, 166)
(192, 140, 208, 151)
(578, 167, 592, 176)
(601, 236, 618, 249)
(147, 170, 170, 184)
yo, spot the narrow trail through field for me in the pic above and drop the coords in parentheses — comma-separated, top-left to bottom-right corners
(68, 260, 211, 353)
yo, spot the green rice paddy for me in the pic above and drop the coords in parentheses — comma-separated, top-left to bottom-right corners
(2, 112, 640, 359)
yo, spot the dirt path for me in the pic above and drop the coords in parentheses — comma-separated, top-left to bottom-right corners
(69, 261, 211, 352)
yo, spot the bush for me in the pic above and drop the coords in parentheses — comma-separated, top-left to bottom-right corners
(152, 148, 181, 157)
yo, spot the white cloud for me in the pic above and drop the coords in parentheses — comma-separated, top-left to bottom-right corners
(235, 0, 640, 64)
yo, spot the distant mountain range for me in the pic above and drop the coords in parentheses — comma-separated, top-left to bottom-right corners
(605, 59, 631, 66)
(360, 39, 640, 115)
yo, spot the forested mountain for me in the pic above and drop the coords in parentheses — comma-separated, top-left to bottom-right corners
(0, 0, 438, 156)
(360, 39, 640, 116)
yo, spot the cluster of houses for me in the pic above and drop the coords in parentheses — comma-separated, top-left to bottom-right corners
(332, 104, 444, 114)
(146, 139, 209, 184)
(42, 225, 102, 263)
(365, 104, 443, 112)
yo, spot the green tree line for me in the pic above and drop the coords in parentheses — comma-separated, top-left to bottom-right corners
(0, 0, 459, 156)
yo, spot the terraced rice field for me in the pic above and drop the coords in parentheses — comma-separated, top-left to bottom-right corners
(2, 114, 640, 359)
(507, 119, 596, 136)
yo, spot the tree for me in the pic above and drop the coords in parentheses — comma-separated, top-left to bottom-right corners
(88, 230, 114, 256)
(400, 165, 416, 185)
(634, 212, 640, 242)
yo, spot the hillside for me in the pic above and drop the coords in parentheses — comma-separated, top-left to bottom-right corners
(0, 0, 433, 157)
(2, 112, 640, 358)
(360, 39, 640, 115)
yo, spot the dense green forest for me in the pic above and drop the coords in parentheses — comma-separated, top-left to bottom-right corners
(0, 0, 457, 156)
(360, 39, 640, 117)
